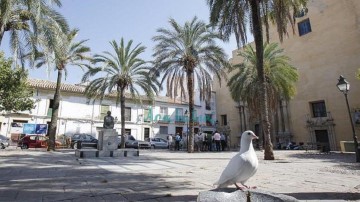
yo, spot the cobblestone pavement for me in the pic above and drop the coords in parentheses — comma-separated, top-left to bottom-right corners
(0, 148, 359, 201)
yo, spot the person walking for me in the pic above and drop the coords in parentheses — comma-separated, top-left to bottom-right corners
(213, 131, 221, 152)
(175, 133, 181, 151)
(168, 134, 173, 150)
(195, 132, 202, 152)
(220, 133, 226, 151)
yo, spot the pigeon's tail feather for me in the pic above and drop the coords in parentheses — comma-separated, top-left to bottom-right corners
(213, 180, 230, 189)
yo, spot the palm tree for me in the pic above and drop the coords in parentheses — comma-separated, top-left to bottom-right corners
(0, 0, 68, 66)
(228, 43, 298, 144)
(35, 29, 91, 151)
(82, 38, 158, 148)
(208, 0, 307, 160)
(152, 17, 230, 153)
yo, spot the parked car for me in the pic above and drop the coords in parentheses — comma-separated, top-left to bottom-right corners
(0, 135, 10, 149)
(119, 135, 151, 149)
(17, 135, 61, 149)
(150, 137, 168, 149)
(70, 134, 98, 149)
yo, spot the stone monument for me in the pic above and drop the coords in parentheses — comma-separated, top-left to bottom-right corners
(75, 111, 139, 158)
(97, 111, 118, 154)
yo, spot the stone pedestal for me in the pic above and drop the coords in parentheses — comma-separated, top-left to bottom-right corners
(97, 129, 119, 151)
(75, 128, 140, 158)
(197, 189, 298, 202)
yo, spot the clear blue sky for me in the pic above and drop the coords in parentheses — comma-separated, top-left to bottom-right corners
(2, 0, 240, 84)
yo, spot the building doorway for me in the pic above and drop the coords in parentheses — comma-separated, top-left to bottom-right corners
(315, 130, 330, 151)
(144, 128, 150, 141)
(175, 127, 183, 138)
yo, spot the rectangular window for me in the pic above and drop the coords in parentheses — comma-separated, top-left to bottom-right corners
(192, 110, 198, 121)
(159, 126, 168, 134)
(221, 114, 227, 126)
(143, 109, 151, 123)
(176, 108, 184, 122)
(125, 107, 131, 121)
(298, 18, 312, 36)
(160, 107, 168, 116)
(311, 101, 327, 117)
(100, 105, 110, 119)
(47, 99, 54, 117)
(125, 129, 131, 136)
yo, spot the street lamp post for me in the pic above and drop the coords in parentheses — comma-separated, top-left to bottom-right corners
(336, 75, 360, 162)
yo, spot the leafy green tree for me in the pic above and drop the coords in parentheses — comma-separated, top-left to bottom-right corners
(228, 43, 298, 134)
(0, 0, 69, 66)
(82, 38, 158, 148)
(208, 0, 307, 160)
(152, 17, 230, 153)
(35, 29, 90, 151)
(0, 52, 34, 112)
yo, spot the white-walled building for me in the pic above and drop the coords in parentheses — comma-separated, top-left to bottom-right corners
(0, 79, 217, 142)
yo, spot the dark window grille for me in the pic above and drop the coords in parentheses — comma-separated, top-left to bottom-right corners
(298, 18, 312, 36)
(311, 101, 327, 117)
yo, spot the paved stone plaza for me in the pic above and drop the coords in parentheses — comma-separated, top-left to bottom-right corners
(0, 148, 359, 201)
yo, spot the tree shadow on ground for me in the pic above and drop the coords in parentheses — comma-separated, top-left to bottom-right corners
(0, 150, 199, 201)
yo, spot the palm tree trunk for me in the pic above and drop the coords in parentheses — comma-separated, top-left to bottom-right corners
(47, 69, 62, 151)
(120, 88, 126, 148)
(187, 70, 194, 153)
(250, 0, 274, 160)
(238, 103, 243, 132)
(0, 31, 4, 46)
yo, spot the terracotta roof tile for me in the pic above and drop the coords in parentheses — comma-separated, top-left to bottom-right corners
(27, 78, 85, 93)
(26, 78, 191, 105)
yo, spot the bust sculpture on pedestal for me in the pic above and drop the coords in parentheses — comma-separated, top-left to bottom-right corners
(103, 111, 115, 129)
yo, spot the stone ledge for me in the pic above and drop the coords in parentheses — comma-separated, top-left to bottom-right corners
(197, 188, 298, 202)
(75, 149, 139, 158)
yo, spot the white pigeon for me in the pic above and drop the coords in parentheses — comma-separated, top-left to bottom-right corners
(214, 130, 259, 190)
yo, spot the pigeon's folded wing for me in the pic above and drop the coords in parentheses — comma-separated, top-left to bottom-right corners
(215, 154, 247, 186)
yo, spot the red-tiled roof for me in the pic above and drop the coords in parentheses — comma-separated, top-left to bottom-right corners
(27, 78, 190, 105)
(27, 78, 85, 93)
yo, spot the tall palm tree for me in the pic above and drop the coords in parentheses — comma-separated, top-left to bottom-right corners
(0, 0, 68, 66)
(152, 17, 230, 153)
(35, 29, 91, 151)
(228, 43, 298, 138)
(82, 38, 158, 148)
(208, 0, 307, 160)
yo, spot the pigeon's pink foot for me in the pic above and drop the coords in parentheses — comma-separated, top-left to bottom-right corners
(242, 185, 257, 189)
(234, 183, 247, 190)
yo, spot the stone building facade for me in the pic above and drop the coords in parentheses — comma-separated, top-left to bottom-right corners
(214, 0, 360, 150)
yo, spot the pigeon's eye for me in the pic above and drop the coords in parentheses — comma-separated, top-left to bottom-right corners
(247, 132, 251, 136)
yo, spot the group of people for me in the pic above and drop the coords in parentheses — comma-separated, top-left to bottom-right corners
(167, 131, 227, 152)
